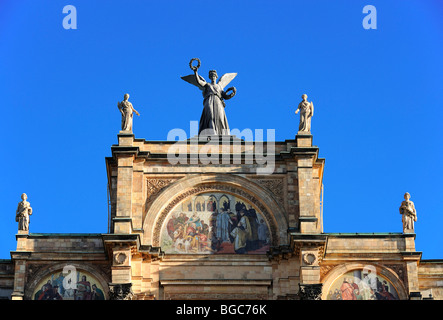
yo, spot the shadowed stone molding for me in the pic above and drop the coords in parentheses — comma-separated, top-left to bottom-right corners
(276, 294, 300, 300)
(164, 292, 269, 300)
(108, 282, 133, 300)
(151, 183, 279, 247)
(26, 263, 49, 283)
(384, 264, 407, 285)
(298, 283, 322, 300)
(292, 237, 327, 265)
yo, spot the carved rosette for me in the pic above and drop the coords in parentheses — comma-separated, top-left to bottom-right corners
(292, 241, 326, 265)
(152, 184, 278, 247)
(303, 253, 317, 265)
(114, 252, 127, 265)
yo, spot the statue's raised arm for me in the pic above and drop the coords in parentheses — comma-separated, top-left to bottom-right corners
(181, 58, 206, 90)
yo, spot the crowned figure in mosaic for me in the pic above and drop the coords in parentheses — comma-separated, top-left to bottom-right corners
(117, 93, 140, 132)
(399, 192, 417, 233)
(15, 193, 33, 231)
(181, 58, 237, 136)
(295, 94, 314, 132)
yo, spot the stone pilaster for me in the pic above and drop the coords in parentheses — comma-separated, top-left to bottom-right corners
(297, 156, 318, 233)
(295, 133, 322, 234)
(10, 252, 31, 300)
(291, 234, 326, 299)
(112, 133, 138, 234)
(299, 247, 321, 285)
(402, 252, 422, 294)
(103, 234, 140, 299)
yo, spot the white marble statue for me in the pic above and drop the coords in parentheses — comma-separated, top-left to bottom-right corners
(295, 94, 314, 132)
(16, 193, 33, 231)
(399, 192, 417, 233)
(117, 93, 140, 132)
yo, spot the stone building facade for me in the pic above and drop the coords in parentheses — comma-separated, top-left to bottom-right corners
(1, 131, 442, 300)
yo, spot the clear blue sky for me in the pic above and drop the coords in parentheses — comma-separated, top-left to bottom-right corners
(0, 0, 442, 259)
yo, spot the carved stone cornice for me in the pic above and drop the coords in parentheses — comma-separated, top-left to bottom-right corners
(139, 245, 164, 262)
(290, 234, 327, 264)
(267, 245, 293, 262)
(102, 234, 164, 264)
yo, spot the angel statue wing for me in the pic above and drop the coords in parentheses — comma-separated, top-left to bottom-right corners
(217, 73, 237, 90)
(181, 74, 207, 90)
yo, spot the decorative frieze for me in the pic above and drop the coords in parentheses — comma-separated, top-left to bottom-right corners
(146, 178, 177, 209)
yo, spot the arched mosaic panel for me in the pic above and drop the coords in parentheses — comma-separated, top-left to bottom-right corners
(161, 192, 271, 254)
(32, 268, 106, 300)
(326, 268, 400, 300)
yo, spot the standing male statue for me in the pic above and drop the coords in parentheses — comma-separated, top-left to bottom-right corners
(16, 193, 33, 231)
(399, 192, 417, 233)
(181, 58, 237, 136)
(117, 93, 140, 132)
(295, 94, 314, 132)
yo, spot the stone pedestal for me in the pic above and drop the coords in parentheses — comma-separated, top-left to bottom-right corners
(409, 292, 422, 300)
(296, 132, 312, 147)
(15, 233, 29, 251)
(298, 283, 322, 300)
(118, 132, 135, 146)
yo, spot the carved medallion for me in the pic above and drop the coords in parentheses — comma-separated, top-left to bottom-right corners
(303, 253, 316, 265)
(114, 252, 127, 265)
